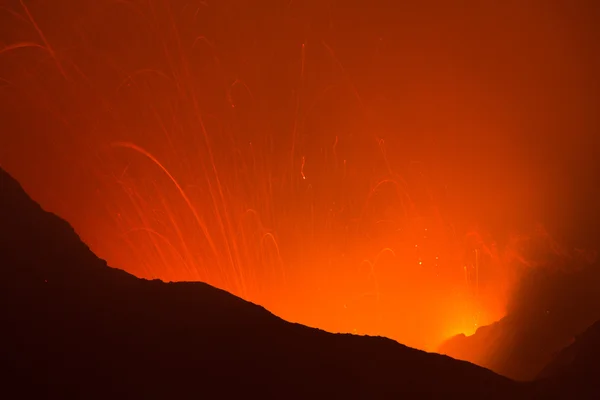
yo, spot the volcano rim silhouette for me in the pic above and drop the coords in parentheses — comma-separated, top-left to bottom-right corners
(439, 245, 600, 385)
(1, 166, 596, 399)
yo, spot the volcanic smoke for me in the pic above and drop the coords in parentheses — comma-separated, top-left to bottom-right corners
(1, 0, 597, 352)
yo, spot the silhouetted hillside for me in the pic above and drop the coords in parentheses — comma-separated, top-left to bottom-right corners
(536, 319, 600, 399)
(0, 166, 524, 399)
(439, 253, 600, 381)
(539, 319, 600, 379)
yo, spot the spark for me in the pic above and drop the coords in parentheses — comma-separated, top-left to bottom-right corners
(0, 1, 533, 350)
(18, 0, 68, 79)
(110, 142, 220, 263)
(300, 156, 306, 180)
(0, 42, 46, 55)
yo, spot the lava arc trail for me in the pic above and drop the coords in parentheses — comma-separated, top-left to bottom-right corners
(2, 0, 594, 351)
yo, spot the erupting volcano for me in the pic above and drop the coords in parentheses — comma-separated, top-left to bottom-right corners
(1, 0, 599, 382)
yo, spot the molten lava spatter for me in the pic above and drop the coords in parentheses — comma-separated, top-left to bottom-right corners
(3, 0, 590, 351)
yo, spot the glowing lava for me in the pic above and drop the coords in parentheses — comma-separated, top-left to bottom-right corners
(0, 0, 566, 351)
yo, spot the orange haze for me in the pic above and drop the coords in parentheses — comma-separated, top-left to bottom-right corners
(1, 0, 598, 351)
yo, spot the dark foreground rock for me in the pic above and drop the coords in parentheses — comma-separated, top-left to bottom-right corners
(0, 166, 592, 399)
(535, 319, 600, 399)
(539, 319, 600, 380)
(439, 259, 600, 382)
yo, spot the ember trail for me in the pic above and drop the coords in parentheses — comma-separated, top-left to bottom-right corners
(2, 0, 575, 351)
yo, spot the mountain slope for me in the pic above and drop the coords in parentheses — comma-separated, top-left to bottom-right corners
(0, 166, 524, 399)
(439, 259, 600, 381)
(536, 319, 600, 399)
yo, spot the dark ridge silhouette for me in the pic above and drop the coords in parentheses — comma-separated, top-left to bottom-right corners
(538, 319, 600, 380)
(0, 166, 525, 399)
(536, 319, 600, 399)
(439, 252, 600, 382)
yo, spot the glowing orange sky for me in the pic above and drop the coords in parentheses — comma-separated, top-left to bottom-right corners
(1, 0, 599, 351)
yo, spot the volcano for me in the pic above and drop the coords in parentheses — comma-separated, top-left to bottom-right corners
(3, 166, 600, 398)
(538, 319, 600, 388)
(0, 166, 521, 398)
(439, 251, 600, 382)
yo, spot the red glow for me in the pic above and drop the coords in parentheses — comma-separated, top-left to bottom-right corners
(1, 1, 595, 351)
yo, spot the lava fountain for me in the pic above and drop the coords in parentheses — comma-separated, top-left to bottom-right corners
(2, 0, 580, 351)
